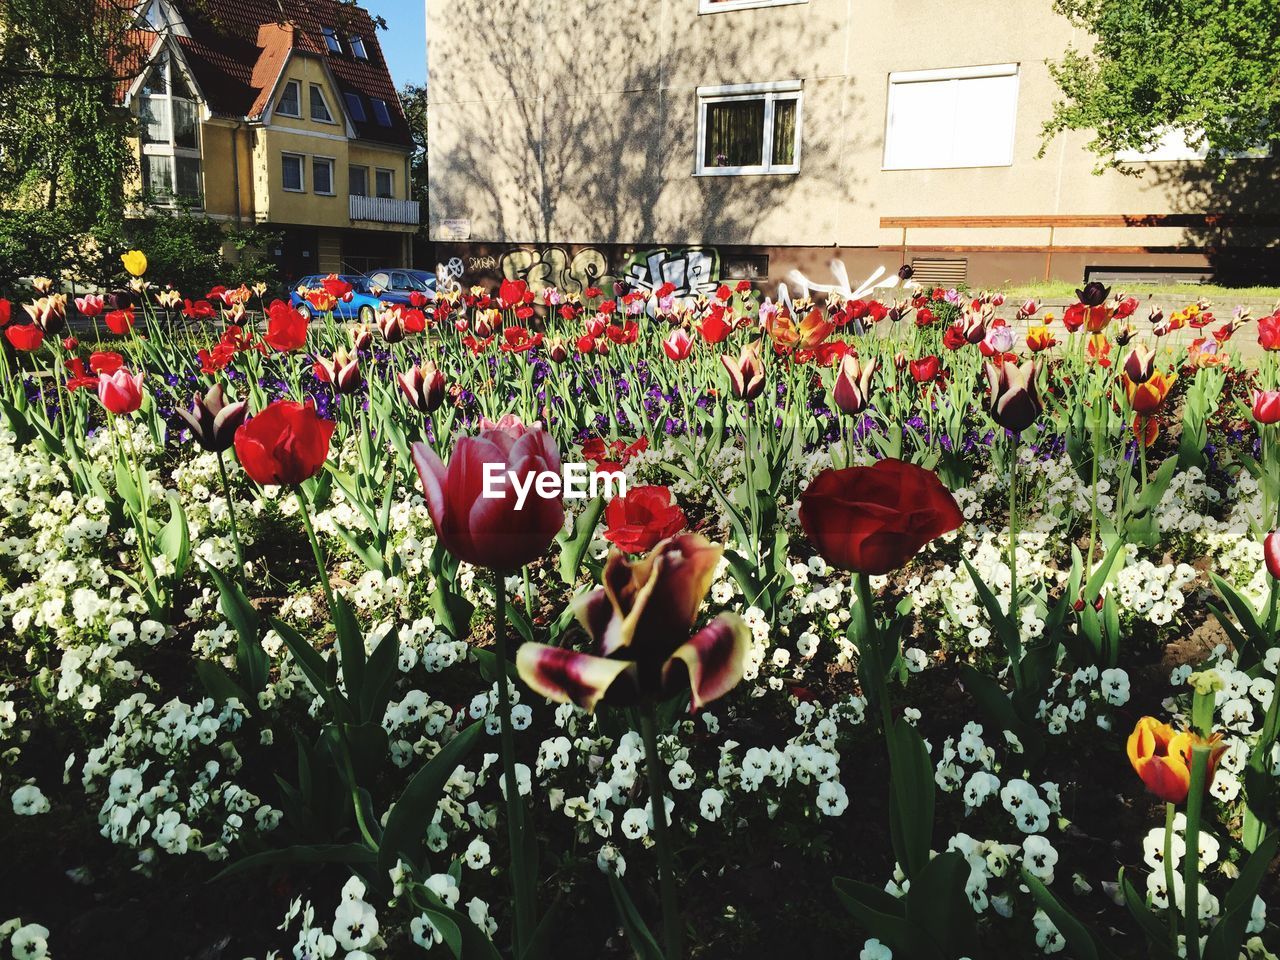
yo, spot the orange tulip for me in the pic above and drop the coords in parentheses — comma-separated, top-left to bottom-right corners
(1025, 325, 1057, 352)
(1126, 370, 1176, 415)
(1127, 716, 1226, 804)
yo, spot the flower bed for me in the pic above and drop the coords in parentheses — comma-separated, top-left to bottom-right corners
(0, 262, 1278, 959)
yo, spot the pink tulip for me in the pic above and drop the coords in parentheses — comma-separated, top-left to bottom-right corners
(411, 415, 564, 570)
(97, 368, 145, 415)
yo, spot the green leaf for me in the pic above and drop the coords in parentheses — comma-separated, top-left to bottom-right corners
(158, 493, 191, 579)
(605, 874, 666, 960)
(906, 852, 978, 959)
(377, 721, 485, 879)
(832, 877, 909, 953)
(1118, 868, 1175, 959)
(333, 593, 367, 698)
(885, 718, 933, 879)
(1203, 831, 1278, 960)
(359, 626, 401, 725)
(556, 496, 605, 587)
(1021, 870, 1101, 960)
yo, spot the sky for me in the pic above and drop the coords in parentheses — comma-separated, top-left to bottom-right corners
(362, 0, 426, 89)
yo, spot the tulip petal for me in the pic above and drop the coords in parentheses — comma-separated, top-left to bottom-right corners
(410, 441, 449, 528)
(515, 643, 634, 713)
(662, 613, 750, 710)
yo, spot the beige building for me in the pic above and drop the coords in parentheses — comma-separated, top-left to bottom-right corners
(424, 0, 1277, 294)
(118, 0, 419, 282)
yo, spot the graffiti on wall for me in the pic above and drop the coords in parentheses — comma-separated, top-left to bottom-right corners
(498, 246, 613, 296)
(623, 247, 720, 307)
(778, 261, 908, 309)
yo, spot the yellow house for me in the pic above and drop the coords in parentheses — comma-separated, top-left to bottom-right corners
(118, 0, 418, 283)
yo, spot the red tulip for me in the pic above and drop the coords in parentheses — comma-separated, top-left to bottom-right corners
(1266, 531, 1280, 580)
(698, 310, 733, 345)
(603, 485, 688, 554)
(234, 399, 334, 486)
(90, 351, 124, 374)
(799, 459, 963, 575)
(410, 415, 564, 570)
(909, 355, 940, 384)
(264, 300, 308, 351)
(105, 307, 135, 335)
(1127, 716, 1226, 805)
(662, 328, 693, 361)
(96, 368, 145, 415)
(5, 324, 44, 351)
(516, 535, 749, 712)
(1251, 389, 1280, 425)
(0, 299, 9, 326)
(1259, 313, 1280, 351)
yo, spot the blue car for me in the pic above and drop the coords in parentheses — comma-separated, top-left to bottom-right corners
(366, 268, 437, 306)
(289, 275, 384, 322)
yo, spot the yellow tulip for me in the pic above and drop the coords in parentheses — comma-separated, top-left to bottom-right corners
(121, 250, 148, 277)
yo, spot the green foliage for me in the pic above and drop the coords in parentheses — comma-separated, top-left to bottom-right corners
(0, 209, 104, 290)
(1044, 0, 1280, 169)
(113, 207, 279, 293)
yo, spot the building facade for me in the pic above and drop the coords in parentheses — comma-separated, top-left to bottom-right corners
(119, 0, 419, 283)
(423, 0, 1277, 295)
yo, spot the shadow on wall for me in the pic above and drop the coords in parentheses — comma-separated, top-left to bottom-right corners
(427, 0, 864, 250)
(1150, 158, 1280, 285)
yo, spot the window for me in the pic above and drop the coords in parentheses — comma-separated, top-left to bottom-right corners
(374, 168, 394, 198)
(698, 0, 806, 10)
(348, 164, 369, 196)
(370, 98, 393, 127)
(138, 54, 202, 205)
(277, 79, 301, 117)
(348, 35, 368, 59)
(309, 85, 334, 123)
(312, 157, 335, 195)
(695, 81, 801, 175)
(343, 92, 367, 122)
(322, 27, 342, 53)
(282, 153, 305, 191)
(883, 64, 1019, 170)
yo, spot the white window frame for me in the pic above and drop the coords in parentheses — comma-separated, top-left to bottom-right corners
(882, 63, 1019, 171)
(348, 35, 369, 59)
(694, 80, 802, 177)
(276, 79, 302, 118)
(282, 152, 305, 192)
(309, 84, 335, 123)
(139, 53, 203, 207)
(322, 27, 342, 54)
(698, 0, 806, 11)
(312, 156, 336, 196)
(374, 167, 395, 198)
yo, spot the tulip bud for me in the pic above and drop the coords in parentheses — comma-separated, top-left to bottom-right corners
(897, 264, 914, 281)
(1020, 298, 1038, 317)
(176, 383, 248, 452)
(398, 362, 446, 414)
(377, 308, 406, 343)
(1122, 345, 1156, 384)
(985, 360, 1041, 434)
(546, 336, 570, 363)
(721, 342, 766, 401)
(350, 323, 373, 352)
(1265, 531, 1280, 580)
(832, 355, 877, 415)
(1113, 324, 1136, 347)
(314, 347, 362, 395)
(32, 276, 54, 295)
(892, 351, 908, 372)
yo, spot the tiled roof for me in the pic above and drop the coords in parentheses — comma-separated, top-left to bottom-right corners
(118, 0, 412, 148)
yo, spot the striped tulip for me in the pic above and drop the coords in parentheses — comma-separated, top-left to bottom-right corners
(517, 534, 749, 712)
(985, 359, 1041, 434)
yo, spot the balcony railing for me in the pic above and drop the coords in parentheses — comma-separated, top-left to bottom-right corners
(349, 194, 420, 225)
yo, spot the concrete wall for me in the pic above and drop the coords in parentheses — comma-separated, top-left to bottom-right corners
(424, 0, 1278, 284)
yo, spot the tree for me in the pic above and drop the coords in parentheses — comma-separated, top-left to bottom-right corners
(0, 0, 139, 225)
(1043, 0, 1280, 170)
(400, 82, 428, 221)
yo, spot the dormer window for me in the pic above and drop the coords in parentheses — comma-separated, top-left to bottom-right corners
(277, 79, 301, 117)
(138, 53, 202, 205)
(343, 92, 367, 122)
(370, 97, 392, 127)
(348, 35, 368, 60)
(310, 84, 334, 123)
(322, 27, 343, 53)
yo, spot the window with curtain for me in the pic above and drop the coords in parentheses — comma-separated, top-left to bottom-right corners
(696, 84, 802, 175)
(138, 53, 202, 205)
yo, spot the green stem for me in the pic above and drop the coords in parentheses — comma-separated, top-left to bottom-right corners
(295, 487, 335, 613)
(1086, 392, 1102, 571)
(493, 570, 534, 954)
(640, 706, 683, 960)
(1008, 433, 1021, 690)
(1183, 745, 1210, 960)
(216, 450, 245, 574)
(1163, 801, 1178, 943)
